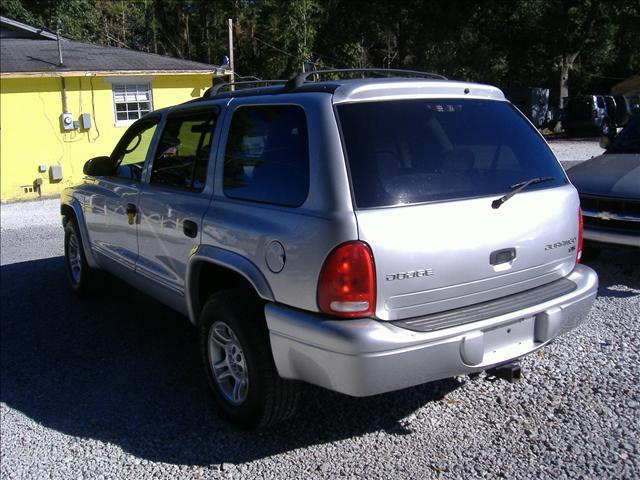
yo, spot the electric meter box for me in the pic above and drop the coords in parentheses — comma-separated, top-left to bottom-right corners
(60, 112, 74, 130)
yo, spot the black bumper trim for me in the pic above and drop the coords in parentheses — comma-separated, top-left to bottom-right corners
(393, 277, 577, 333)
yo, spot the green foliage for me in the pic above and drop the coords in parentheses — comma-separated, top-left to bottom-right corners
(1, 0, 637, 97)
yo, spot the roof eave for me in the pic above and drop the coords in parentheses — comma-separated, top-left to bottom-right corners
(0, 69, 232, 79)
(0, 15, 58, 40)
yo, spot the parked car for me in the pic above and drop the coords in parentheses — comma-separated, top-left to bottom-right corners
(613, 95, 632, 128)
(61, 69, 598, 428)
(567, 114, 640, 256)
(630, 95, 640, 114)
(604, 96, 617, 128)
(564, 94, 612, 136)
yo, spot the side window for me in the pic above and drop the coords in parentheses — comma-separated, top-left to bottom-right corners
(223, 105, 309, 207)
(113, 120, 158, 181)
(150, 111, 216, 191)
(596, 97, 605, 109)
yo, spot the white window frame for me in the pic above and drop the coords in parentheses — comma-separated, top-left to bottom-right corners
(111, 82, 154, 127)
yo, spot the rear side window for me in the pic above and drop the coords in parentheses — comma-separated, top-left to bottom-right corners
(337, 99, 566, 208)
(150, 111, 216, 191)
(223, 105, 309, 207)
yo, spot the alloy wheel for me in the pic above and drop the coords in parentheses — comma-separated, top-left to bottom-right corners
(67, 231, 82, 284)
(207, 321, 249, 405)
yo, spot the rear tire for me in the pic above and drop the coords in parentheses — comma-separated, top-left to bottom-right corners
(199, 289, 300, 429)
(64, 218, 96, 297)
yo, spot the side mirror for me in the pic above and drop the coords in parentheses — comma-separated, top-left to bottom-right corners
(599, 135, 611, 150)
(83, 156, 114, 176)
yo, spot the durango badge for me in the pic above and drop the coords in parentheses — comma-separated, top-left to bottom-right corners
(386, 269, 434, 281)
(545, 237, 577, 251)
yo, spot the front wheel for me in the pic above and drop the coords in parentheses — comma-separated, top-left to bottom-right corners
(199, 290, 300, 429)
(64, 219, 96, 296)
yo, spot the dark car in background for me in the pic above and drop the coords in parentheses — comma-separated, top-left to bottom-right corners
(613, 95, 632, 127)
(564, 95, 612, 136)
(568, 114, 640, 256)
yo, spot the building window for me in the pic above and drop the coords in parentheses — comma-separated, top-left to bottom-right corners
(112, 83, 152, 126)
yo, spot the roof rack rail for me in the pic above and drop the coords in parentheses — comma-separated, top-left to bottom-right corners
(284, 68, 447, 90)
(206, 79, 287, 97)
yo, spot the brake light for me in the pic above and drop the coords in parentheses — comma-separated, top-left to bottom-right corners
(577, 209, 583, 262)
(317, 241, 376, 318)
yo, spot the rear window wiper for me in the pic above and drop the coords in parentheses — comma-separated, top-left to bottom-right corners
(491, 176, 554, 209)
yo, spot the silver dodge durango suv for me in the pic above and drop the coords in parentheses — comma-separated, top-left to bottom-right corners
(61, 69, 599, 428)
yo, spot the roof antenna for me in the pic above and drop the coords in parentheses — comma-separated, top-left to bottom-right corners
(56, 19, 64, 66)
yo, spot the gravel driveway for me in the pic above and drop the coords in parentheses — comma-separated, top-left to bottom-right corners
(1, 196, 639, 479)
(546, 137, 604, 170)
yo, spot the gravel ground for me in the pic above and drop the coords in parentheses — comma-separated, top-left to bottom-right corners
(546, 137, 604, 170)
(1, 189, 639, 479)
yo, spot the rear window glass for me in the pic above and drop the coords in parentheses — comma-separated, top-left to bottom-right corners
(337, 99, 566, 208)
(223, 105, 309, 207)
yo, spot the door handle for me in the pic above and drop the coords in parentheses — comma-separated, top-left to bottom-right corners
(490, 248, 516, 265)
(183, 219, 198, 238)
(125, 203, 137, 225)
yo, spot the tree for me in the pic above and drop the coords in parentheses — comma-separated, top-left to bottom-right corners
(545, 1, 617, 106)
(1, 0, 636, 101)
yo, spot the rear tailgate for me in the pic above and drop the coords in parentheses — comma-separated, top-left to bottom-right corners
(335, 94, 575, 321)
(356, 185, 579, 320)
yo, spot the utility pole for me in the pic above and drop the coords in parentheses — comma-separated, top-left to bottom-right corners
(56, 19, 64, 66)
(228, 18, 235, 90)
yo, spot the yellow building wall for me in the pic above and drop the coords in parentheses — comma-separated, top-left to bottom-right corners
(0, 73, 212, 201)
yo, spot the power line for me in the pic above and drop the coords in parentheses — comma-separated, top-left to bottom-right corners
(251, 34, 347, 69)
(585, 74, 627, 80)
(252, 35, 297, 59)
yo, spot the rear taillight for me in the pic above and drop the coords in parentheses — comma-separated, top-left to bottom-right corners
(577, 209, 583, 262)
(317, 241, 376, 318)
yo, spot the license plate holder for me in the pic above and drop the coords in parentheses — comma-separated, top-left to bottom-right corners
(482, 316, 535, 365)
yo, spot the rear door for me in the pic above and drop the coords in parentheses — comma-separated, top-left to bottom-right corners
(135, 105, 221, 297)
(336, 98, 579, 321)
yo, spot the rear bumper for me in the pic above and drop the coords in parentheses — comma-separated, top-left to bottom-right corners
(266, 264, 598, 396)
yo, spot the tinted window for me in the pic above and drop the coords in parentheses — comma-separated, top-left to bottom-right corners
(609, 114, 640, 153)
(597, 97, 605, 108)
(223, 105, 309, 207)
(150, 111, 216, 191)
(113, 120, 158, 181)
(338, 99, 566, 208)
